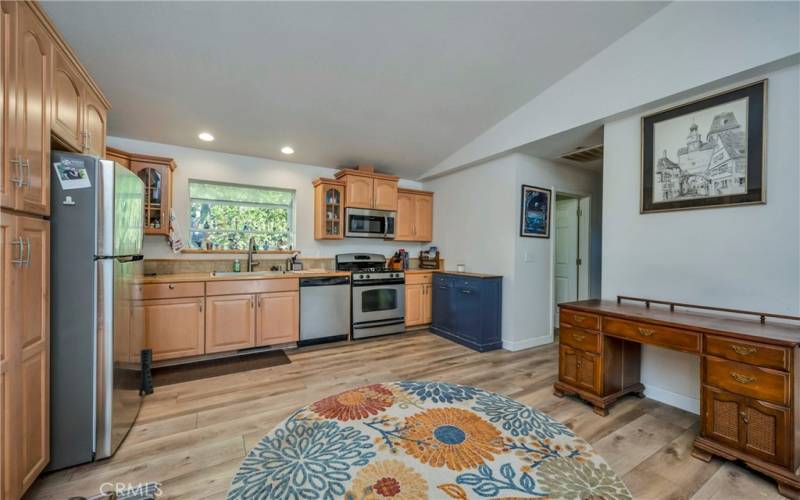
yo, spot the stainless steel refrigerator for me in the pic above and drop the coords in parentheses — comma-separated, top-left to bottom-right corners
(49, 151, 146, 470)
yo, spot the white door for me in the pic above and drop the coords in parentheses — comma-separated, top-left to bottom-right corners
(554, 198, 579, 323)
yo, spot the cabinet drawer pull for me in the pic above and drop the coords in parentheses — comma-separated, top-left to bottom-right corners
(731, 345, 757, 356)
(10, 238, 25, 266)
(168, 283, 176, 289)
(198, 299, 203, 312)
(730, 372, 756, 384)
(572, 332, 586, 342)
(739, 411, 749, 424)
(637, 327, 655, 337)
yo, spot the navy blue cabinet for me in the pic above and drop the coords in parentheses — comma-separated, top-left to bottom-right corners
(431, 273, 502, 352)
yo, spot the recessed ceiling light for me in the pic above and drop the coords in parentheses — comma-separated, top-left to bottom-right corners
(198, 132, 214, 142)
(281, 146, 294, 155)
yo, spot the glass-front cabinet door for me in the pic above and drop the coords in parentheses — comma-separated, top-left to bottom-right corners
(130, 160, 174, 236)
(313, 179, 344, 239)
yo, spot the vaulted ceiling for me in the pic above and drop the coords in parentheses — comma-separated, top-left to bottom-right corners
(42, 1, 666, 178)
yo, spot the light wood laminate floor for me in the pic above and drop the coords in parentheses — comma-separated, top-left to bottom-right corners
(27, 331, 785, 499)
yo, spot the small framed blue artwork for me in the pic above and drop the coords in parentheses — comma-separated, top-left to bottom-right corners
(520, 185, 552, 238)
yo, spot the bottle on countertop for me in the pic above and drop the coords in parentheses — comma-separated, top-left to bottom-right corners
(233, 259, 241, 273)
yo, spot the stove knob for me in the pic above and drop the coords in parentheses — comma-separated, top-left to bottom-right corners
(359, 274, 364, 279)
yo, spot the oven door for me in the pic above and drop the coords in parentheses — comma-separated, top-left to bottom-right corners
(345, 208, 396, 239)
(353, 282, 405, 323)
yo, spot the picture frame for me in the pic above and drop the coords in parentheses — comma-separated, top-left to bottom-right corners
(520, 185, 552, 238)
(640, 80, 766, 214)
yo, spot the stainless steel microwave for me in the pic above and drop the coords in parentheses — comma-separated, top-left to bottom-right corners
(345, 208, 396, 239)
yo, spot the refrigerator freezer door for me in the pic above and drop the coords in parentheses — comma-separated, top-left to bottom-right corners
(97, 161, 144, 257)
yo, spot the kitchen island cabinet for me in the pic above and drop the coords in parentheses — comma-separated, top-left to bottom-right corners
(431, 272, 502, 352)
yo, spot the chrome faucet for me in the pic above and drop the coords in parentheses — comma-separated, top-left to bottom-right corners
(246, 237, 260, 272)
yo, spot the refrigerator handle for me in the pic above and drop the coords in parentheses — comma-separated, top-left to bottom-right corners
(113, 255, 145, 263)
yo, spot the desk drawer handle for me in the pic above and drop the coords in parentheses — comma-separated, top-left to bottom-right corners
(638, 327, 655, 337)
(573, 314, 587, 322)
(730, 372, 756, 384)
(572, 332, 586, 342)
(168, 284, 176, 290)
(731, 345, 757, 356)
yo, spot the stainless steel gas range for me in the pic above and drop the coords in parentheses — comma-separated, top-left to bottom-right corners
(335, 253, 405, 339)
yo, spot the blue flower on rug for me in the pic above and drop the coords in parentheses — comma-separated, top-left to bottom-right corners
(472, 391, 572, 439)
(227, 410, 376, 500)
(397, 381, 481, 404)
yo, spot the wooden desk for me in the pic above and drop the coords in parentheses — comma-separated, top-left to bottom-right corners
(554, 298, 800, 498)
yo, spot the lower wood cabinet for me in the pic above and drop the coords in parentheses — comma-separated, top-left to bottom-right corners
(702, 385, 790, 467)
(1, 212, 49, 499)
(558, 345, 600, 395)
(257, 291, 299, 346)
(138, 297, 204, 361)
(405, 284, 432, 326)
(205, 294, 256, 354)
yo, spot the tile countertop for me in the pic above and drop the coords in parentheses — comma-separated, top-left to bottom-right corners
(137, 269, 351, 284)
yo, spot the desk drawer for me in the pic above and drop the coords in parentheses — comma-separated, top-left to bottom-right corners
(603, 317, 700, 353)
(560, 309, 600, 331)
(704, 356, 790, 406)
(560, 325, 601, 354)
(705, 335, 789, 372)
(139, 282, 205, 300)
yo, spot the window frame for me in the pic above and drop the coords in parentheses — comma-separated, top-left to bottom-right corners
(187, 179, 296, 251)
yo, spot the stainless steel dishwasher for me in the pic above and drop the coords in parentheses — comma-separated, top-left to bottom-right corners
(299, 276, 352, 346)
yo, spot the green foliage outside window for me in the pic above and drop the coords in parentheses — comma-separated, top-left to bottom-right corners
(189, 181, 294, 250)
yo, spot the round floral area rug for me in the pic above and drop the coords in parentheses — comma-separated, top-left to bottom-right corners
(227, 381, 632, 500)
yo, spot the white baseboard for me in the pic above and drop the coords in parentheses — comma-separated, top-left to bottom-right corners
(502, 335, 553, 352)
(643, 384, 700, 415)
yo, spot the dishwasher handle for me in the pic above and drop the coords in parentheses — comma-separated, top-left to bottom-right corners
(300, 276, 351, 287)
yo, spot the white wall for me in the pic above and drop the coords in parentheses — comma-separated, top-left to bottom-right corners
(423, 1, 800, 179)
(601, 64, 800, 413)
(107, 137, 425, 260)
(427, 153, 602, 350)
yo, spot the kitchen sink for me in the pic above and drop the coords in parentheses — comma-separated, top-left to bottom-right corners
(210, 270, 289, 277)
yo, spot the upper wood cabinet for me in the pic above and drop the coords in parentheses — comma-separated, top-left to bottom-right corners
(51, 47, 83, 152)
(335, 169, 399, 211)
(109, 148, 177, 237)
(396, 188, 433, 242)
(312, 178, 345, 240)
(373, 178, 398, 211)
(1, 1, 110, 218)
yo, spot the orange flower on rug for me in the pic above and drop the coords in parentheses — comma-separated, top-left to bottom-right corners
(311, 383, 396, 421)
(400, 407, 503, 471)
(347, 460, 428, 499)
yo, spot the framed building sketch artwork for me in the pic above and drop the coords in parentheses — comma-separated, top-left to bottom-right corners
(641, 80, 766, 213)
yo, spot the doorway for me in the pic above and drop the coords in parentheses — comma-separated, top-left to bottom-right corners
(552, 193, 590, 325)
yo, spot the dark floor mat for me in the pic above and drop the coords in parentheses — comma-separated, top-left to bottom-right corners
(152, 350, 291, 387)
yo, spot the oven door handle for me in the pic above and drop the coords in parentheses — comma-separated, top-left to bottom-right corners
(352, 279, 405, 287)
(352, 318, 406, 327)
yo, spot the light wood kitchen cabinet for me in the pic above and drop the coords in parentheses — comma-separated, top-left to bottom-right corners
(51, 46, 83, 152)
(257, 291, 299, 346)
(205, 294, 256, 353)
(82, 87, 106, 157)
(335, 169, 398, 211)
(373, 178, 398, 211)
(123, 152, 176, 236)
(405, 273, 433, 327)
(14, 3, 50, 216)
(140, 297, 205, 361)
(343, 174, 373, 209)
(312, 178, 345, 239)
(1, 0, 16, 212)
(396, 189, 433, 242)
(0, 212, 49, 499)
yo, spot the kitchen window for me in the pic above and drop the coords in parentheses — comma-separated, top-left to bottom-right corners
(188, 180, 295, 251)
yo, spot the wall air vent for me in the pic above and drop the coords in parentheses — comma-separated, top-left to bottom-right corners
(558, 144, 604, 163)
